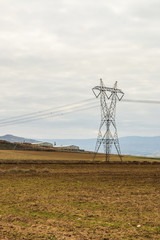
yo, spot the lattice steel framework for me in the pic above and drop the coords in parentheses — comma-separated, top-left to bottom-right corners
(93, 79, 124, 162)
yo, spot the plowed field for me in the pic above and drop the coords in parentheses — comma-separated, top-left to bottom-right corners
(0, 161, 160, 239)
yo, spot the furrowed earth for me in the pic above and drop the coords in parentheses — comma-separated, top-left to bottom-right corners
(0, 150, 160, 240)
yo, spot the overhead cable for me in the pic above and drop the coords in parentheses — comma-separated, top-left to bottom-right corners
(0, 98, 159, 127)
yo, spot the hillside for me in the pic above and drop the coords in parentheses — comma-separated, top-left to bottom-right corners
(0, 140, 84, 153)
(0, 140, 55, 151)
(0, 134, 39, 143)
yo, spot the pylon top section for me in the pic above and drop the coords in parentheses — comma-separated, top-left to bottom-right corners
(92, 78, 124, 101)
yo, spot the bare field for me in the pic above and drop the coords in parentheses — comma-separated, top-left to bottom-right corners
(0, 149, 160, 163)
(0, 158, 160, 239)
(0, 150, 99, 163)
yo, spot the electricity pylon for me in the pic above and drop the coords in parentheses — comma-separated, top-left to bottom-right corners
(93, 79, 124, 162)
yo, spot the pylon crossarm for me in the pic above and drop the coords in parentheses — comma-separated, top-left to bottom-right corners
(92, 88, 101, 98)
(116, 92, 124, 101)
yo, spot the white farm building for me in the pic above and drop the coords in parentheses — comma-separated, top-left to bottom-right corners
(60, 145, 79, 151)
(32, 142, 53, 147)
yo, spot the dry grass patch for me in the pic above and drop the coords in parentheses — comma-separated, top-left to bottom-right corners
(0, 149, 159, 164)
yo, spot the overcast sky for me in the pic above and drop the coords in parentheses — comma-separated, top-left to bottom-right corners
(0, 0, 159, 139)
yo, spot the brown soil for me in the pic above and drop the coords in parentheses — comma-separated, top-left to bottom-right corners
(0, 163, 160, 240)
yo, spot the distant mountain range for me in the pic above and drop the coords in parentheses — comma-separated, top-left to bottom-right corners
(0, 134, 160, 157)
(42, 136, 160, 157)
(0, 134, 39, 144)
(119, 136, 160, 157)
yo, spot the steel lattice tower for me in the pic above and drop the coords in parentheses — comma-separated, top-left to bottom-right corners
(93, 79, 124, 162)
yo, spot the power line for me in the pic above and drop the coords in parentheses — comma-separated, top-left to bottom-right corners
(1, 98, 159, 124)
(0, 98, 159, 127)
(0, 99, 95, 124)
(0, 98, 95, 123)
(122, 99, 160, 104)
(0, 101, 99, 127)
